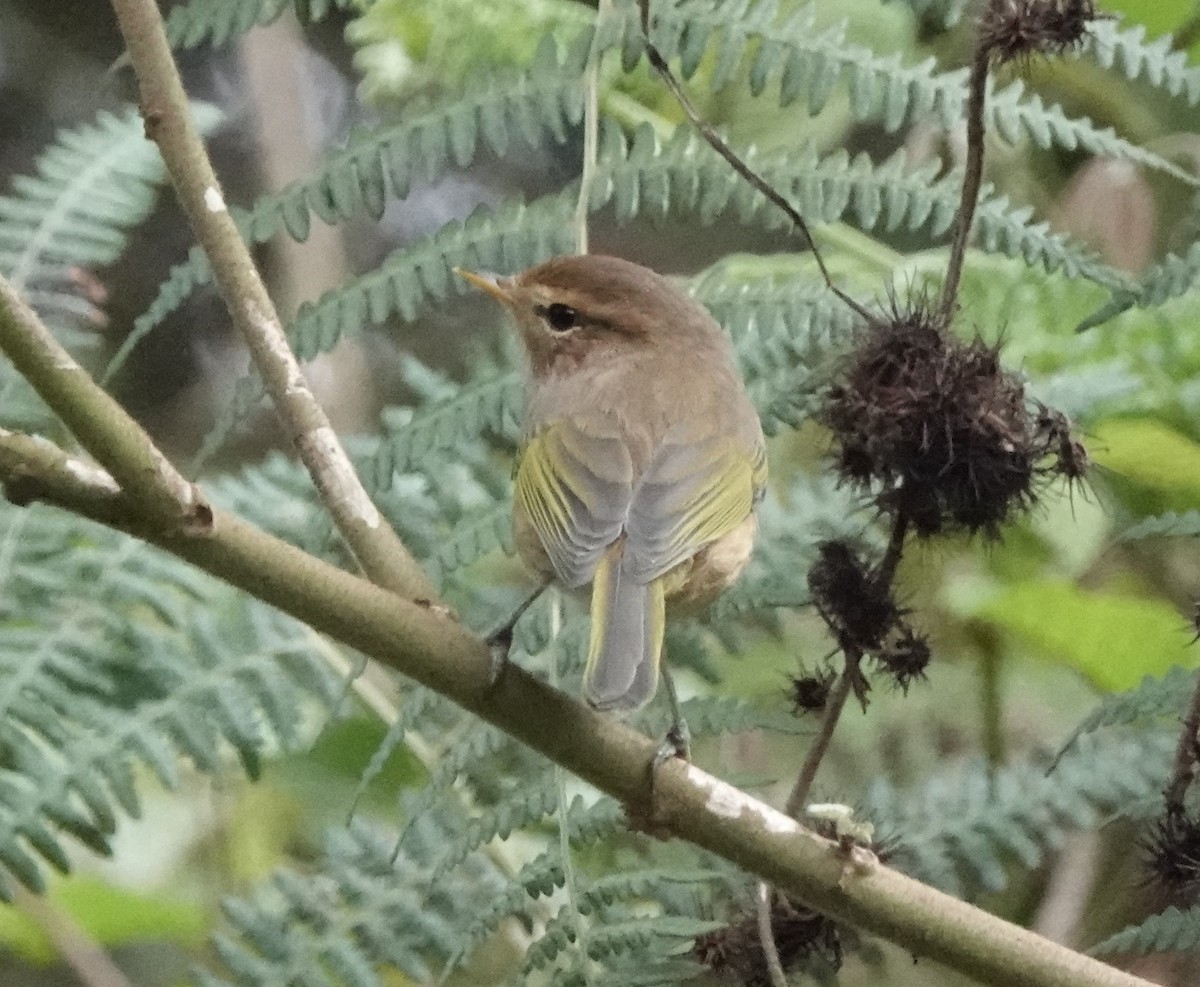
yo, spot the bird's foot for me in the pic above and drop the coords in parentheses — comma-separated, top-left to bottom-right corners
(484, 625, 514, 688)
(653, 720, 692, 767)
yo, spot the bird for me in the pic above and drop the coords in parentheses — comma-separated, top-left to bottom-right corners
(457, 254, 766, 714)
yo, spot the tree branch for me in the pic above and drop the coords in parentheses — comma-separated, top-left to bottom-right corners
(1165, 669, 1200, 816)
(938, 44, 991, 326)
(0, 272, 207, 531)
(940, 46, 988, 324)
(0, 430, 1157, 987)
(17, 888, 136, 987)
(108, 0, 434, 601)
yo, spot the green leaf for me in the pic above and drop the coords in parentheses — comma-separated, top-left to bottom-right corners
(1120, 510, 1200, 540)
(978, 579, 1195, 690)
(1093, 418, 1200, 497)
(0, 877, 206, 963)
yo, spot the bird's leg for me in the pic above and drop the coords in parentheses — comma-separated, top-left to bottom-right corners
(485, 579, 551, 685)
(654, 663, 691, 764)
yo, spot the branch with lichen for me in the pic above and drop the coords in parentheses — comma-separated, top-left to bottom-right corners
(0, 272, 209, 532)
(108, 0, 434, 601)
(0, 423, 1156, 987)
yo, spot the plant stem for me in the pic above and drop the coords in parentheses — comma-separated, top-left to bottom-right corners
(783, 663, 857, 820)
(549, 594, 593, 986)
(1165, 668, 1200, 815)
(763, 513, 909, 976)
(108, 0, 435, 601)
(976, 623, 1006, 771)
(938, 43, 991, 326)
(0, 429, 1161, 987)
(878, 513, 910, 586)
(636, 0, 871, 321)
(575, 0, 612, 256)
(0, 272, 206, 531)
(18, 889, 135, 987)
(755, 881, 789, 987)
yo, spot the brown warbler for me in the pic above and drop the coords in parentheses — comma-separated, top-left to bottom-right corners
(458, 255, 766, 712)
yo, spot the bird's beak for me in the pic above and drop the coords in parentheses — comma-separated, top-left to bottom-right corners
(454, 268, 513, 306)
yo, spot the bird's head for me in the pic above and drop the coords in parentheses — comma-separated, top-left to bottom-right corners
(456, 254, 717, 377)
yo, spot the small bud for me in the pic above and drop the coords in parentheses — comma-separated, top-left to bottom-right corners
(876, 625, 932, 692)
(1144, 812, 1200, 899)
(790, 669, 835, 715)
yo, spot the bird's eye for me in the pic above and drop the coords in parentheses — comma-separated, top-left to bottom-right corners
(537, 303, 579, 333)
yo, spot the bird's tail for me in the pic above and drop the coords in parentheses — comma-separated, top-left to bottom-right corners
(583, 544, 665, 711)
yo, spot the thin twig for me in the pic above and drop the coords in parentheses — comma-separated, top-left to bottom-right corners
(1174, 2, 1200, 52)
(755, 881, 789, 987)
(548, 594, 594, 986)
(938, 43, 991, 326)
(108, 0, 435, 601)
(0, 428, 1163, 987)
(1165, 668, 1200, 815)
(0, 272, 207, 531)
(785, 514, 908, 820)
(575, 0, 612, 256)
(765, 513, 909, 969)
(636, 0, 871, 321)
(18, 888, 136, 987)
(783, 660, 858, 820)
(877, 513, 910, 586)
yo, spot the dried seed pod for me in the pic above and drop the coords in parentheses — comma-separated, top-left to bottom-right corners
(980, 0, 1097, 64)
(694, 893, 842, 986)
(820, 298, 1046, 538)
(807, 540, 901, 653)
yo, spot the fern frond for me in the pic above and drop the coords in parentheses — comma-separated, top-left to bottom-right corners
(204, 824, 498, 987)
(1091, 905, 1200, 956)
(1078, 240, 1200, 330)
(426, 501, 515, 584)
(444, 851, 567, 977)
(390, 720, 515, 854)
(0, 105, 217, 328)
(697, 275, 860, 380)
(111, 35, 586, 382)
(984, 79, 1197, 187)
(290, 125, 1118, 407)
(347, 687, 446, 820)
(1053, 667, 1197, 766)
(429, 773, 560, 884)
(0, 503, 343, 896)
(648, 1, 1195, 187)
(869, 730, 1174, 896)
(662, 696, 806, 738)
(706, 573, 811, 620)
(643, 0, 961, 129)
(441, 798, 631, 978)
(514, 913, 720, 984)
(165, 0, 359, 49)
(1080, 20, 1200, 105)
(375, 374, 523, 489)
(1120, 511, 1200, 541)
(881, 0, 971, 26)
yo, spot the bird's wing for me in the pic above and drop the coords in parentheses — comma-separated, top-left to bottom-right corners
(514, 419, 634, 588)
(623, 422, 766, 584)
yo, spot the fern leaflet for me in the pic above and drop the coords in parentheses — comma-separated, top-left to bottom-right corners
(1092, 905, 1200, 956)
